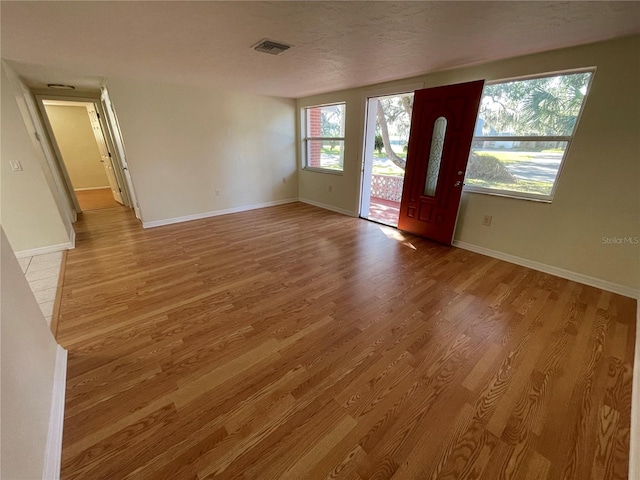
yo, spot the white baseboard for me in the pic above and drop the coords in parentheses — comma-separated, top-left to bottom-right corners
(142, 198, 299, 229)
(452, 240, 640, 299)
(42, 345, 67, 480)
(630, 305, 640, 480)
(15, 241, 74, 259)
(298, 198, 357, 217)
(73, 186, 110, 191)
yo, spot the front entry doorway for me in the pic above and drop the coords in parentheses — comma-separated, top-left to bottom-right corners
(360, 92, 414, 227)
(398, 80, 484, 244)
(361, 80, 485, 245)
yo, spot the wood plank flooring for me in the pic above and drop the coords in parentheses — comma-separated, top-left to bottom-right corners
(75, 187, 121, 211)
(57, 203, 637, 480)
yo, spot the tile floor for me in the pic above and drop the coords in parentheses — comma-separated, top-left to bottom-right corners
(18, 251, 63, 326)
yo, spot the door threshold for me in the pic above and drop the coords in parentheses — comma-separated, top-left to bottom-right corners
(360, 216, 399, 229)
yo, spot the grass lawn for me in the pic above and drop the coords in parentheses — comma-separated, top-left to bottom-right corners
(465, 178, 553, 195)
(473, 149, 563, 164)
(318, 146, 406, 175)
(373, 165, 404, 175)
(373, 151, 406, 159)
(321, 146, 341, 155)
(474, 150, 535, 164)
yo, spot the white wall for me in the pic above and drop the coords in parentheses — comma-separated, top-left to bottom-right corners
(0, 228, 60, 479)
(1, 62, 74, 254)
(105, 78, 298, 224)
(296, 37, 640, 293)
(44, 104, 109, 189)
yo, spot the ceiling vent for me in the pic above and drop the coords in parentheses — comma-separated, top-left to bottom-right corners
(252, 39, 291, 56)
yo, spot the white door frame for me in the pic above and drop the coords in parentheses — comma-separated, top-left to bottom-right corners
(34, 96, 87, 212)
(359, 97, 378, 218)
(358, 82, 424, 220)
(101, 87, 141, 220)
(34, 93, 137, 217)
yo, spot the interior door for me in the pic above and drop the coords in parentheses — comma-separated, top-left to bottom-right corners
(101, 89, 142, 219)
(398, 80, 484, 244)
(87, 106, 124, 205)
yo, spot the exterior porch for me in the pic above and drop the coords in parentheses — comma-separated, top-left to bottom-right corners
(368, 197, 400, 227)
(365, 173, 403, 227)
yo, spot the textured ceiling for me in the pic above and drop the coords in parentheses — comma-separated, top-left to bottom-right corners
(2, 1, 639, 98)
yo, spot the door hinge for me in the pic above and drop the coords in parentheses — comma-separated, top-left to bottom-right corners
(96, 112, 100, 119)
(34, 131, 41, 141)
(108, 152, 112, 157)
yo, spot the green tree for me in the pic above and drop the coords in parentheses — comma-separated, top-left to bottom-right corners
(478, 72, 591, 136)
(376, 95, 413, 170)
(321, 105, 344, 151)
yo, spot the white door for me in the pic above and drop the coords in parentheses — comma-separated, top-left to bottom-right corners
(87, 106, 123, 204)
(101, 89, 141, 219)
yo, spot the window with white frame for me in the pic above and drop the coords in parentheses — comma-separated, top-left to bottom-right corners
(464, 70, 593, 201)
(303, 103, 346, 172)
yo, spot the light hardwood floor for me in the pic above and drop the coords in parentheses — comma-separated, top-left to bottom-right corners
(75, 187, 121, 211)
(57, 203, 636, 480)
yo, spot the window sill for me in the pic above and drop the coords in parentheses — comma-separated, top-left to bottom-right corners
(463, 185, 553, 203)
(302, 167, 344, 176)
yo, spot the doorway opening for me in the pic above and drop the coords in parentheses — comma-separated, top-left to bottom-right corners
(41, 100, 121, 211)
(360, 81, 484, 244)
(360, 92, 414, 227)
(34, 91, 140, 219)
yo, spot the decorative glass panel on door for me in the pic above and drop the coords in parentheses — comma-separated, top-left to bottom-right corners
(424, 116, 447, 196)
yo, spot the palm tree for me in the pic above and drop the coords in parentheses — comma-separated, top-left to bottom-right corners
(479, 72, 591, 137)
(521, 74, 589, 136)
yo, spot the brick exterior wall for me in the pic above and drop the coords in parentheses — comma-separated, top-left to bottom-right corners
(308, 108, 322, 167)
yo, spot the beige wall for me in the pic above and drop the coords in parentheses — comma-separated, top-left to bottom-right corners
(1, 228, 60, 479)
(296, 37, 640, 291)
(105, 78, 298, 224)
(1, 63, 72, 254)
(45, 104, 109, 190)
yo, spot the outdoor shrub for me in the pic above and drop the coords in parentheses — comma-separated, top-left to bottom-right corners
(374, 135, 384, 154)
(466, 153, 517, 183)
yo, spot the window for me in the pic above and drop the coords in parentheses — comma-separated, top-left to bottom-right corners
(303, 103, 345, 172)
(464, 70, 593, 201)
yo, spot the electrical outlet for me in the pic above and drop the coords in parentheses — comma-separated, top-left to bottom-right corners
(482, 215, 492, 226)
(10, 160, 23, 171)
(215, 189, 221, 197)
(328, 185, 333, 193)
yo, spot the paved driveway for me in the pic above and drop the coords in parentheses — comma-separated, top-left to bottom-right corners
(472, 149, 563, 183)
(504, 153, 562, 182)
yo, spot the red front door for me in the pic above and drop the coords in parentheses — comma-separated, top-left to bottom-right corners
(398, 80, 484, 244)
